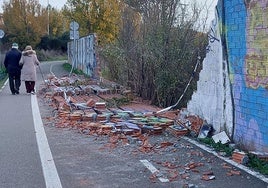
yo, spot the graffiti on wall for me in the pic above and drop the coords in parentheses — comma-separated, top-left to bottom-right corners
(67, 34, 97, 77)
(245, 0, 268, 88)
(206, 19, 220, 53)
(222, 0, 268, 152)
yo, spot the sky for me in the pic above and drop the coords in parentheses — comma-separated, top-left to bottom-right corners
(39, 0, 218, 10)
(39, 0, 218, 15)
(0, 0, 218, 16)
(1, 0, 218, 28)
(0, 0, 67, 11)
(39, 0, 218, 29)
(39, 0, 67, 9)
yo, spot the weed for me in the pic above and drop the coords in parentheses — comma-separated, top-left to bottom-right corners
(247, 154, 268, 175)
(198, 137, 268, 175)
(62, 63, 87, 76)
(198, 137, 234, 157)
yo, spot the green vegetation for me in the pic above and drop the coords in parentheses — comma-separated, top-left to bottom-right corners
(62, 63, 85, 76)
(102, 1, 208, 109)
(0, 67, 7, 88)
(63, 0, 122, 45)
(198, 137, 268, 175)
(2, 0, 68, 50)
(248, 154, 268, 175)
(198, 137, 234, 157)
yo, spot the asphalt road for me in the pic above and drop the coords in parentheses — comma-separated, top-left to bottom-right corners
(0, 70, 45, 187)
(0, 61, 267, 188)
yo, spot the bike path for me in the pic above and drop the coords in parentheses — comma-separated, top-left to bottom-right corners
(0, 78, 61, 188)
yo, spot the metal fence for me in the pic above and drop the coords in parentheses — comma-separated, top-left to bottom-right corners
(67, 34, 97, 78)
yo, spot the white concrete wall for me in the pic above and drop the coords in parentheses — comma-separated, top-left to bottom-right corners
(187, 15, 234, 137)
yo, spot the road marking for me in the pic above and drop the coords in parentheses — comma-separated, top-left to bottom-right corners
(140, 159, 169, 183)
(31, 95, 62, 188)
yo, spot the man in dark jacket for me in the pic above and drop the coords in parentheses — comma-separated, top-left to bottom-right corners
(4, 43, 22, 95)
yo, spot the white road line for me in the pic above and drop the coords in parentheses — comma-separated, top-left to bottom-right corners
(140, 159, 169, 183)
(31, 95, 62, 188)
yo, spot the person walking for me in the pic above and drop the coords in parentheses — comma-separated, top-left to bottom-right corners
(4, 43, 22, 95)
(19, 45, 40, 95)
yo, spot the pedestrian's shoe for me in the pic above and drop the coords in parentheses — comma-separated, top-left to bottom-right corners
(31, 91, 35, 95)
(15, 90, 19, 94)
(12, 93, 15, 95)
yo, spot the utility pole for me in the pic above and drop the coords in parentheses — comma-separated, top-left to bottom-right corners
(47, 0, 50, 35)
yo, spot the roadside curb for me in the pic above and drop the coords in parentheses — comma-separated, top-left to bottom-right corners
(183, 136, 268, 184)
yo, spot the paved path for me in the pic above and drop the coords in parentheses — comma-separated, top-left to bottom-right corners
(0, 62, 63, 188)
(0, 81, 46, 187)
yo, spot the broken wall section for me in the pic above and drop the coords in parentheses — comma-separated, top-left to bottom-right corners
(67, 34, 97, 78)
(187, 6, 234, 138)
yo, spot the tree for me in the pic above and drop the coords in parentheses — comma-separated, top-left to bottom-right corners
(2, 0, 47, 48)
(48, 7, 68, 37)
(62, 0, 122, 44)
(101, 0, 209, 108)
(1, 0, 68, 50)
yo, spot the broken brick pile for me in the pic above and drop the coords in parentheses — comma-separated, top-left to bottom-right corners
(232, 150, 249, 165)
(39, 74, 267, 169)
(40, 74, 205, 141)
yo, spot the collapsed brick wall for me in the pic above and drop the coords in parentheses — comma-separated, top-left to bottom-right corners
(67, 34, 97, 77)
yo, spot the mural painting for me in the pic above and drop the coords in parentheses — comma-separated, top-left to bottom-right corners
(226, 0, 268, 152)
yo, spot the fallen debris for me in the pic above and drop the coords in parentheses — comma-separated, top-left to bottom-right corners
(39, 74, 210, 148)
(201, 174, 215, 181)
(212, 131, 230, 144)
(166, 125, 189, 137)
(198, 123, 213, 139)
(232, 150, 249, 165)
(37, 72, 268, 187)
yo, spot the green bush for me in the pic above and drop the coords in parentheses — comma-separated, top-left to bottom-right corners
(198, 137, 268, 175)
(0, 67, 7, 87)
(62, 63, 86, 76)
(248, 154, 268, 175)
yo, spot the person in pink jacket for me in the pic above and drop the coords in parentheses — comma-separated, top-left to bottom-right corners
(19, 45, 40, 94)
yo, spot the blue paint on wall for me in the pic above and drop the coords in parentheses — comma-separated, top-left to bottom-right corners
(220, 0, 268, 152)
